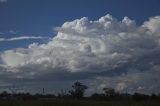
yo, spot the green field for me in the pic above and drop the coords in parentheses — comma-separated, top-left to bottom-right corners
(0, 99, 160, 106)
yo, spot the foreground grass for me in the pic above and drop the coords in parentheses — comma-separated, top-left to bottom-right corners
(0, 99, 160, 106)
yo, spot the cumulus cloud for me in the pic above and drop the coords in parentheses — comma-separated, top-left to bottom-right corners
(0, 36, 47, 42)
(144, 16, 160, 34)
(0, 14, 160, 94)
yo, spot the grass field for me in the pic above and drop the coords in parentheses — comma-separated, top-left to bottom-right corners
(0, 99, 160, 106)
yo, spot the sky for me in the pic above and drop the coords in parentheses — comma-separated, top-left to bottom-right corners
(0, 0, 160, 95)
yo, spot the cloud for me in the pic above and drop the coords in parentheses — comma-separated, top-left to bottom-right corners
(0, 0, 7, 3)
(0, 36, 48, 42)
(88, 65, 160, 94)
(9, 30, 17, 34)
(0, 14, 160, 94)
(0, 32, 4, 35)
(144, 16, 160, 34)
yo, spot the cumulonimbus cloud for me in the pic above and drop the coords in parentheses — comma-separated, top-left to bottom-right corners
(0, 14, 160, 94)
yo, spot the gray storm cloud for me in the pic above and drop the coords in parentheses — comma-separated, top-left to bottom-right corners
(0, 14, 160, 94)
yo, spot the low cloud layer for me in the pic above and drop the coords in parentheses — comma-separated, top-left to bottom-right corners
(0, 14, 160, 94)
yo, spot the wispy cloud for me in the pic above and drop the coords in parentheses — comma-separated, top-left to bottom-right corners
(0, 38, 5, 41)
(0, 0, 7, 3)
(0, 32, 4, 35)
(0, 36, 47, 42)
(9, 30, 17, 34)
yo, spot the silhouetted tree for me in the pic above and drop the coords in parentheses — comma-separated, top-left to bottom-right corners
(69, 81, 87, 99)
(58, 89, 70, 98)
(0, 91, 10, 100)
(103, 88, 117, 97)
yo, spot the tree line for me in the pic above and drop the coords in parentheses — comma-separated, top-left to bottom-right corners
(0, 81, 160, 101)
